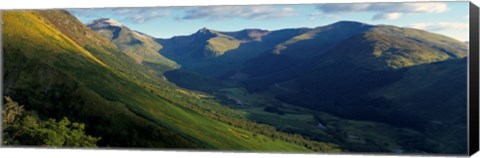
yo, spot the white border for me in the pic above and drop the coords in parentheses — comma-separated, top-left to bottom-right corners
(0, 0, 478, 158)
(0, 148, 464, 158)
(0, 0, 470, 9)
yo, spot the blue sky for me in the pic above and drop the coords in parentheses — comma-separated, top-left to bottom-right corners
(69, 1, 470, 41)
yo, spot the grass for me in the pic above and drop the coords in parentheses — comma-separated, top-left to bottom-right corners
(206, 35, 241, 56)
(89, 20, 178, 71)
(357, 26, 467, 70)
(210, 84, 460, 153)
(273, 28, 318, 54)
(2, 10, 339, 152)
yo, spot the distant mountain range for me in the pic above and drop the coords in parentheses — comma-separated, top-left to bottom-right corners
(87, 14, 469, 154)
(88, 18, 467, 78)
(88, 16, 468, 154)
(2, 9, 468, 154)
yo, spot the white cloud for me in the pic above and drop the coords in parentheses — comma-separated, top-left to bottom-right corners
(407, 22, 469, 31)
(308, 12, 340, 20)
(372, 12, 401, 20)
(114, 8, 170, 23)
(69, 8, 170, 24)
(179, 6, 296, 20)
(316, 2, 447, 20)
(68, 8, 99, 18)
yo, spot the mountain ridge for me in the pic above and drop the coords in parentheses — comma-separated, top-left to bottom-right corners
(88, 18, 179, 72)
(139, 20, 467, 80)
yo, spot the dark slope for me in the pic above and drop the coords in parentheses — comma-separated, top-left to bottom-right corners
(270, 34, 468, 153)
(221, 29, 270, 42)
(375, 58, 467, 153)
(269, 25, 467, 125)
(157, 28, 310, 77)
(376, 58, 467, 124)
(322, 25, 467, 70)
(255, 57, 467, 153)
(272, 21, 373, 58)
(158, 28, 241, 59)
(219, 21, 372, 81)
(270, 25, 468, 122)
(240, 23, 468, 90)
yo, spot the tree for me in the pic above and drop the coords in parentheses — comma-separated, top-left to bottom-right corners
(2, 97, 24, 127)
(2, 97, 100, 147)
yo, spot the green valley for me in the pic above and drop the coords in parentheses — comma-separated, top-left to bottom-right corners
(1, 6, 469, 155)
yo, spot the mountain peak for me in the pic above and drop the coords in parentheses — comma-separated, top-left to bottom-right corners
(89, 18, 123, 27)
(329, 21, 370, 27)
(197, 27, 214, 34)
(240, 28, 269, 33)
(222, 28, 270, 41)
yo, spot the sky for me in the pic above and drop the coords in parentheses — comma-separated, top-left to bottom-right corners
(69, 1, 470, 41)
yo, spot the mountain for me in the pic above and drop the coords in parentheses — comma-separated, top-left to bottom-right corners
(271, 58, 467, 153)
(157, 27, 310, 77)
(264, 23, 468, 114)
(238, 22, 467, 81)
(222, 29, 270, 42)
(272, 21, 372, 57)
(2, 10, 340, 151)
(323, 25, 467, 70)
(158, 27, 241, 60)
(149, 21, 468, 153)
(240, 23, 468, 125)
(232, 21, 372, 80)
(244, 24, 468, 153)
(88, 18, 178, 72)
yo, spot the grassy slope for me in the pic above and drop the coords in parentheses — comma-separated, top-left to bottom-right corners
(202, 23, 468, 153)
(205, 34, 240, 56)
(376, 58, 467, 122)
(272, 21, 372, 59)
(212, 85, 439, 153)
(236, 24, 467, 86)
(3, 10, 199, 148)
(162, 28, 309, 78)
(374, 59, 467, 153)
(329, 25, 468, 70)
(159, 29, 240, 59)
(269, 58, 467, 153)
(87, 20, 178, 71)
(2, 10, 339, 151)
